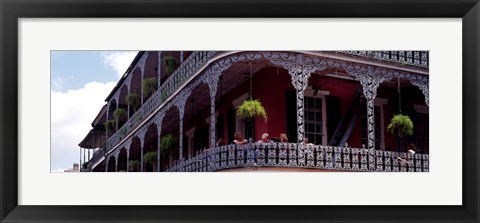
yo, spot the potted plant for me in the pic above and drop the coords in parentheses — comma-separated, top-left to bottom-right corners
(143, 151, 157, 172)
(125, 93, 140, 112)
(104, 119, 116, 132)
(160, 134, 177, 155)
(162, 56, 178, 76)
(387, 114, 414, 150)
(128, 160, 140, 172)
(142, 77, 158, 99)
(237, 99, 268, 121)
(113, 108, 127, 123)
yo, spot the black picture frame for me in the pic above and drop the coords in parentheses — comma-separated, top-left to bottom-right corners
(1, 0, 478, 222)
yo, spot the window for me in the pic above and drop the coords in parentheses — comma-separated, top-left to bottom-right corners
(304, 96, 326, 145)
(415, 113, 429, 154)
(413, 104, 429, 154)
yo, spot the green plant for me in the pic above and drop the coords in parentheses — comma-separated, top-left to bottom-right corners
(136, 114, 143, 122)
(104, 119, 116, 131)
(125, 93, 140, 112)
(387, 114, 414, 138)
(113, 108, 127, 122)
(143, 151, 157, 169)
(160, 134, 177, 155)
(119, 127, 127, 136)
(142, 77, 158, 98)
(162, 56, 178, 76)
(160, 90, 169, 101)
(128, 160, 140, 172)
(237, 99, 268, 121)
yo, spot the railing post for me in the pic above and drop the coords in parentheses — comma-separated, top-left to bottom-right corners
(277, 143, 287, 166)
(342, 145, 351, 170)
(267, 143, 277, 166)
(228, 145, 236, 168)
(333, 147, 342, 170)
(384, 151, 392, 172)
(360, 148, 368, 171)
(375, 150, 384, 172)
(422, 154, 429, 172)
(325, 146, 333, 169)
(316, 145, 325, 169)
(392, 152, 399, 172)
(288, 143, 298, 167)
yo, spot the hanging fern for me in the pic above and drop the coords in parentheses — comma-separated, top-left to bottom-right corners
(128, 160, 140, 171)
(160, 134, 177, 155)
(237, 99, 267, 121)
(387, 114, 414, 138)
(113, 108, 127, 122)
(162, 56, 178, 76)
(104, 119, 116, 131)
(142, 77, 158, 98)
(125, 93, 140, 112)
(143, 151, 157, 168)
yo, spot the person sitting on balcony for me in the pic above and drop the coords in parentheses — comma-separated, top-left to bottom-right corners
(407, 143, 416, 154)
(233, 131, 248, 145)
(279, 133, 288, 143)
(303, 138, 314, 146)
(217, 138, 226, 146)
(257, 133, 271, 144)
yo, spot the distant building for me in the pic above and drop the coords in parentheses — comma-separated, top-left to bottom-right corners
(79, 51, 429, 172)
(64, 163, 79, 172)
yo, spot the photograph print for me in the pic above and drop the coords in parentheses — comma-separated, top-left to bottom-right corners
(51, 51, 429, 173)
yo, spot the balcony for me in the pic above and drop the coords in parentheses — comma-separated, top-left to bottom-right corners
(166, 143, 429, 172)
(89, 50, 430, 171)
(105, 51, 218, 153)
(340, 51, 429, 69)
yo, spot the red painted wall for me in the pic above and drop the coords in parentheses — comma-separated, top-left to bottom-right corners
(252, 67, 294, 141)
(180, 65, 428, 151)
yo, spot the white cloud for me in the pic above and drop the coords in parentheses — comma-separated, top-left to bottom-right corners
(51, 76, 65, 91)
(102, 51, 138, 79)
(51, 81, 116, 172)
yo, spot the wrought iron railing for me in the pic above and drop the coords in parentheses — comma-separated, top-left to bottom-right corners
(340, 51, 429, 69)
(105, 51, 218, 153)
(166, 143, 429, 172)
(87, 148, 105, 169)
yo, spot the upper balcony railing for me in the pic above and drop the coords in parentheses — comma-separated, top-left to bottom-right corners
(166, 143, 429, 172)
(340, 51, 429, 69)
(105, 51, 218, 153)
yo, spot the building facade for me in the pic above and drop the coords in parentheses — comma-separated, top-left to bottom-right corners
(78, 51, 429, 172)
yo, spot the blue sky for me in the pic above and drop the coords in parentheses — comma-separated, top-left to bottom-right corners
(51, 51, 138, 172)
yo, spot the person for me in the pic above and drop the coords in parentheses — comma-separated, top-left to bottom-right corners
(233, 131, 248, 145)
(303, 137, 314, 147)
(279, 133, 288, 143)
(217, 138, 226, 146)
(407, 143, 416, 154)
(257, 133, 271, 143)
